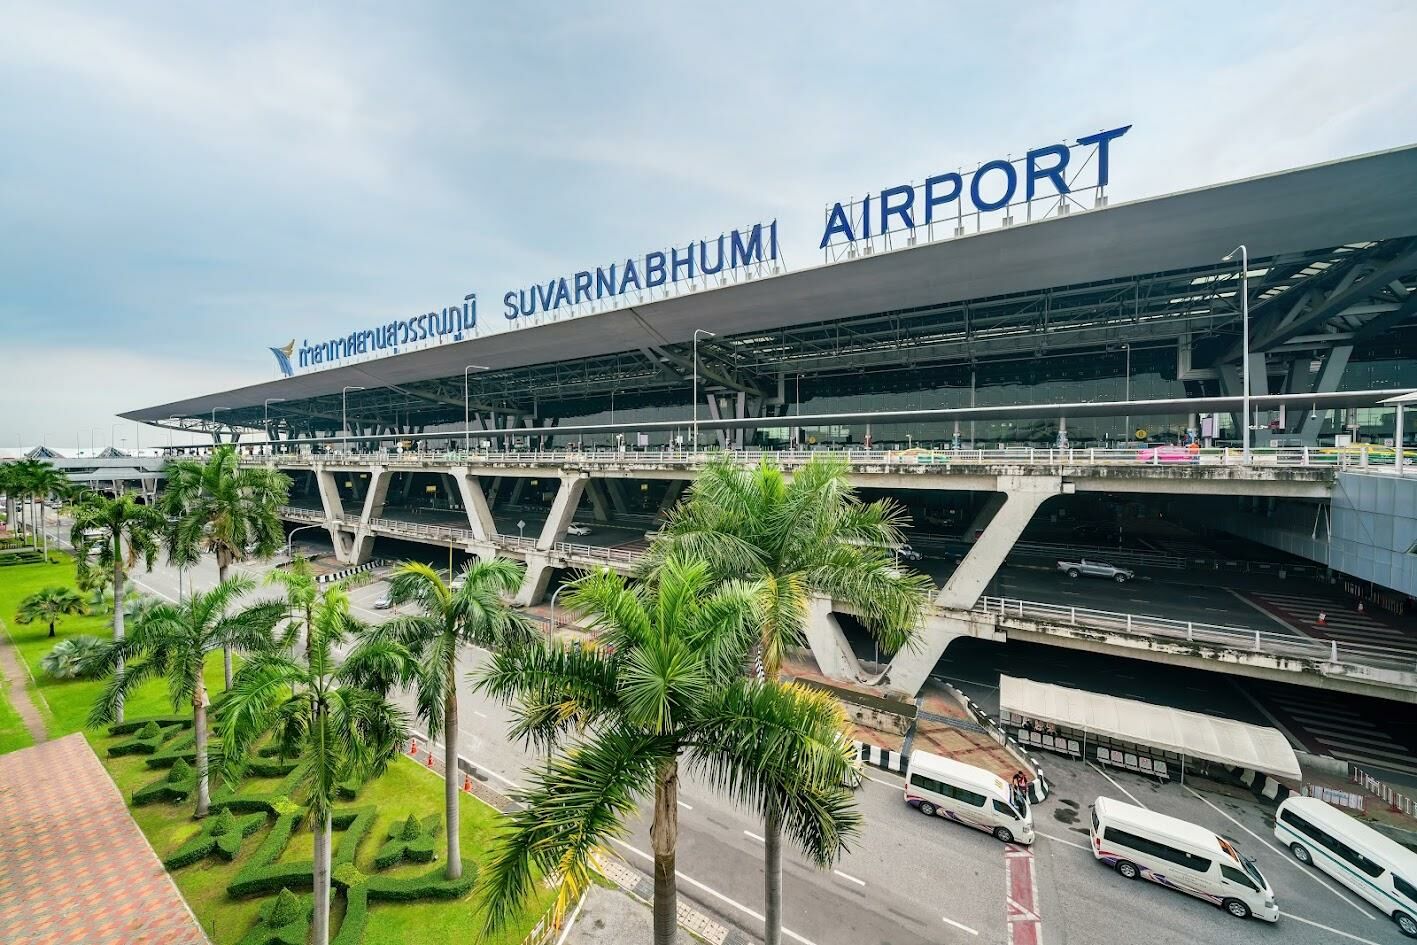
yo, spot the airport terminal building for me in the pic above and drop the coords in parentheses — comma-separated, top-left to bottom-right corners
(122, 143, 1417, 699)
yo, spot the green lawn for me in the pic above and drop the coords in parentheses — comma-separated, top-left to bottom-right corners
(3, 555, 554, 945)
(0, 667, 35, 754)
(0, 556, 231, 737)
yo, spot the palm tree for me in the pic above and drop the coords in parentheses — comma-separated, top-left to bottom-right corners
(643, 454, 932, 945)
(24, 461, 67, 556)
(87, 576, 286, 817)
(218, 587, 408, 945)
(475, 560, 861, 945)
(15, 586, 87, 637)
(70, 492, 165, 724)
(0, 462, 28, 544)
(266, 555, 319, 659)
(161, 445, 290, 688)
(346, 558, 534, 880)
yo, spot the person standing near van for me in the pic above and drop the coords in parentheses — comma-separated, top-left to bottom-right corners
(1012, 771, 1029, 808)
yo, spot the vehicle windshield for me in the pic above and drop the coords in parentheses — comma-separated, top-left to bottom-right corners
(1241, 857, 1267, 891)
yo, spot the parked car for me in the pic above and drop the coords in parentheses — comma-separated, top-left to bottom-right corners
(373, 594, 393, 610)
(894, 543, 922, 561)
(566, 523, 592, 537)
(1057, 559, 1135, 583)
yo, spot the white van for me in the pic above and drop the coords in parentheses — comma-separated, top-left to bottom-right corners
(904, 750, 1033, 844)
(1274, 795, 1417, 937)
(1090, 797, 1278, 922)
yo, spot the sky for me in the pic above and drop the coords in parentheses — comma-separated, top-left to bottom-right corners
(3, 0, 1416, 451)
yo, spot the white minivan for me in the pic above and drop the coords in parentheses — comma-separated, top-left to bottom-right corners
(1090, 796, 1278, 923)
(1274, 795, 1417, 937)
(904, 750, 1033, 844)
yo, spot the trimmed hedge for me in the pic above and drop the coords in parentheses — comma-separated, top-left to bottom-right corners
(164, 808, 266, 870)
(143, 731, 198, 768)
(373, 813, 438, 869)
(108, 720, 181, 757)
(234, 887, 311, 945)
(133, 756, 198, 805)
(367, 864, 477, 902)
(330, 883, 369, 945)
(227, 807, 375, 899)
(108, 715, 191, 736)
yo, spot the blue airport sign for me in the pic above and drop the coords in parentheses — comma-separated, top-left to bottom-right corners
(818, 125, 1131, 249)
(271, 294, 478, 376)
(502, 221, 779, 320)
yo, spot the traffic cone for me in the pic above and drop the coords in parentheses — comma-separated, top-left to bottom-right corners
(409, 738, 418, 756)
(463, 773, 472, 793)
(426, 750, 435, 768)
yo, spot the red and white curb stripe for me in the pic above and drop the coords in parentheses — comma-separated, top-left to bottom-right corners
(1005, 843, 1041, 945)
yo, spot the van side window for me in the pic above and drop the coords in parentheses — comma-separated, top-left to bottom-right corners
(911, 774, 953, 798)
(1395, 875, 1417, 905)
(1220, 865, 1258, 891)
(956, 788, 987, 807)
(1282, 810, 1384, 878)
(1103, 827, 1212, 872)
(992, 799, 1018, 819)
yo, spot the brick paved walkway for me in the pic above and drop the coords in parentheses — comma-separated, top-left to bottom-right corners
(0, 733, 209, 945)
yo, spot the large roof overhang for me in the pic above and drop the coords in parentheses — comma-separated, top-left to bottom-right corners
(124, 143, 1417, 426)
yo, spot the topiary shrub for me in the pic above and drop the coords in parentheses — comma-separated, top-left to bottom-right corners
(329, 883, 369, 945)
(163, 808, 265, 870)
(133, 756, 199, 805)
(235, 887, 311, 945)
(107, 715, 190, 736)
(40, 636, 108, 679)
(366, 864, 477, 902)
(372, 813, 438, 869)
(108, 720, 178, 757)
(142, 731, 198, 767)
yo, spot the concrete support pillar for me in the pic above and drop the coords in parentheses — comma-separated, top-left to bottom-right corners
(1396, 403, 1406, 477)
(360, 467, 392, 522)
(884, 477, 1060, 695)
(315, 470, 347, 522)
(537, 476, 588, 550)
(883, 613, 975, 697)
(450, 468, 497, 541)
(347, 531, 377, 565)
(802, 596, 864, 682)
(964, 494, 1006, 542)
(656, 480, 687, 520)
(602, 479, 632, 515)
(514, 551, 555, 607)
(585, 480, 612, 523)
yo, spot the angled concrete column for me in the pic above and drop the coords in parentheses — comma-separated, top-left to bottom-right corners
(537, 475, 588, 550)
(315, 470, 347, 521)
(359, 467, 392, 522)
(884, 476, 1061, 695)
(585, 480, 613, 523)
(450, 467, 496, 541)
(347, 530, 377, 565)
(656, 480, 686, 520)
(507, 477, 528, 508)
(802, 597, 865, 682)
(514, 551, 555, 607)
(883, 613, 977, 697)
(602, 479, 632, 515)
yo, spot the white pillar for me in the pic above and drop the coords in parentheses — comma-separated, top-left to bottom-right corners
(537, 476, 588, 550)
(1396, 403, 1406, 477)
(450, 468, 497, 541)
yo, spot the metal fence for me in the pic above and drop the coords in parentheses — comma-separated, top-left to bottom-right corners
(977, 595, 1417, 678)
(1351, 766, 1417, 818)
(246, 445, 1370, 470)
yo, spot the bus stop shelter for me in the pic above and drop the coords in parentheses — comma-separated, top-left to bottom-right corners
(998, 676, 1301, 784)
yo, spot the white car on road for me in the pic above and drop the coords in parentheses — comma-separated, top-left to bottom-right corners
(1057, 559, 1135, 583)
(566, 524, 592, 537)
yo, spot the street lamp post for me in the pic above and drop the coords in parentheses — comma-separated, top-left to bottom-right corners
(342, 386, 366, 451)
(286, 523, 323, 560)
(1123, 344, 1131, 441)
(691, 329, 715, 451)
(548, 581, 571, 643)
(1223, 245, 1251, 461)
(264, 398, 286, 428)
(211, 408, 228, 449)
(463, 365, 489, 452)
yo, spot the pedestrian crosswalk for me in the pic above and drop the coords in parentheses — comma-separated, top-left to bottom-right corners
(1253, 685, 1417, 778)
(1246, 589, 1417, 655)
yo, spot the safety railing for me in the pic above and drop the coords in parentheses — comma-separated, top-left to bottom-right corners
(244, 445, 1371, 471)
(976, 596, 1417, 678)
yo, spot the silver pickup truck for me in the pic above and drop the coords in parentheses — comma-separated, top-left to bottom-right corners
(1056, 559, 1135, 583)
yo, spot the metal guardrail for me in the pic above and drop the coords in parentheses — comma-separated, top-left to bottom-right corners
(977, 596, 1417, 678)
(246, 445, 1366, 471)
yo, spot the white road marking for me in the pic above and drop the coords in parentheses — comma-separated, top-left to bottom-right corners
(1183, 787, 1370, 917)
(940, 915, 979, 936)
(611, 839, 820, 945)
(1285, 914, 1387, 944)
(1036, 830, 1089, 851)
(677, 800, 693, 811)
(743, 830, 765, 843)
(832, 868, 865, 887)
(472, 710, 488, 719)
(1088, 763, 1148, 809)
(553, 889, 588, 945)
(861, 771, 904, 790)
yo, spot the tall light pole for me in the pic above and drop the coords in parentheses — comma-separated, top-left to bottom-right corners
(1223, 245, 1251, 461)
(286, 523, 324, 559)
(110, 422, 120, 451)
(211, 408, 228, 449)
(342, 386, 366, 450)
(692, 329, 715, 451)
(463, 366, 488, 451)
(264, 397, 286, 428)
(1122, 344, 1131, 441)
